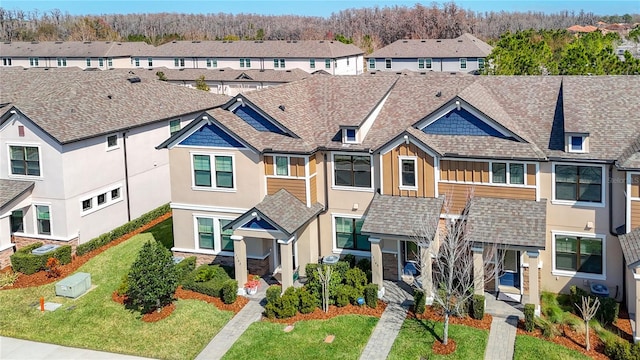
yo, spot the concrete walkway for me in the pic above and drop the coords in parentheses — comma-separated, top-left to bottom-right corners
(483, 292, 524, 360)
(194, 279, 268, 360)
(359, 281, 413, 360)
(0, 336, 153, 360)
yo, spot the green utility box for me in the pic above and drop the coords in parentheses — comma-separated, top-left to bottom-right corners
(55, 272, 91, 298)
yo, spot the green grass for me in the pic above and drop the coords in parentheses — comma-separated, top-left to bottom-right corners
(387, 317, 489, 359)
(514, 335, 592, 360)
(144, 217, 174, 249)
(0, 229, 233, 360)
(222, 315, 378, 360)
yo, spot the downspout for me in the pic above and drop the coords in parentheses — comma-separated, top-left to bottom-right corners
(316, 151, 330, 262)
(122, 131, 131, 222)
(610, 164, 625, 302)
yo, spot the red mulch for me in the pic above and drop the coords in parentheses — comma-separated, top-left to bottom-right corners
(175, 286, 248, 314)
(432, 338, 456, 355)
(265, 300, 387, 324)
(1, 212, 172, 290)
(142, 303, 176, 323)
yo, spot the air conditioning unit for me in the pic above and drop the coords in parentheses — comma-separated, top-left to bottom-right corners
(56, 272, 91, 298)
(32, 244, 60, 255)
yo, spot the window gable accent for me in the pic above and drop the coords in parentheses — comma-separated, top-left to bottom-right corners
(240, 217, 278, 230)
(179, 123, 246, 148)
(233, 105, 287, 134)
(423, 108, 509, 138)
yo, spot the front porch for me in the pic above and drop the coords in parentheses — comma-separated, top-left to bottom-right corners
(0, 179, 35, 269)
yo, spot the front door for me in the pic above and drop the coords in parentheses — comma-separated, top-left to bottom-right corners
(499, 250, 520, 289)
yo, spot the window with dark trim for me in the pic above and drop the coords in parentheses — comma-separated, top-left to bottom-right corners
(335, 217, 370, 251)
(555, 165, 602, 203)
(334, 155, 371, 188)
(555, 235, 602, 274)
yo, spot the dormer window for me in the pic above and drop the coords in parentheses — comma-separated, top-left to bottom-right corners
(566, 133, 588, 153)
(343, 128, 357, 143)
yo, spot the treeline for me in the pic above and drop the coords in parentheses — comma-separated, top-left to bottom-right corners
(1, 3, 638, 52)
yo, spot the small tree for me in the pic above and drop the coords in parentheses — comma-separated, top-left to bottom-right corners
(575, 296, 600, 351)
(195, 75, 210, 91)
(126, 241, 178, 314)
(155, 71, 167, 81)
(317, 264, 333, 313)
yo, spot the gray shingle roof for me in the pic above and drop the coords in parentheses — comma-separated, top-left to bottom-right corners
(361, 194, 444, 239)
(128, 67, 311, 83)
(0, 68, 230, 143)
(253, 189, 324, 236)
(467, 197, 547, 248)
(0, 179, 34, 210)
(620, 228, 640, 267)
(0, 41, 154, 57)
(367, 33, 492, 59)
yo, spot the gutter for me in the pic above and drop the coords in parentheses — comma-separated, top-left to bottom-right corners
(122, 131, 131, 222)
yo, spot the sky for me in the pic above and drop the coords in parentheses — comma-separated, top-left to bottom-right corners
(1, 0, 638, 17)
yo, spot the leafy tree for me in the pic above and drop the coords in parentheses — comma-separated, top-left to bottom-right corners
(126, 241, 178, 314)
(155, 71, 167, 81)
(195, 75, 210, 91)
(629, 26, 640, 42)
(334, 34, 353, 44)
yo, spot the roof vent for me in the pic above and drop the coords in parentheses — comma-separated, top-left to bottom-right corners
(83, 41, 91, 44)
(107, 94, 113, 99)
(293, 40, 297, 43)
(319, 40, 325, 43)
(403, 40, 408, 43)
(278, 105, 285, 111)
(192, 40, 201, 43)
(127, 77, 141, 83)
(457, 39, 463, 42)
(286, 70, 291, 72)
(436, 40, 442, 42)
(435, 91, 442, 97)
(421, 40, 426, 42)
(287, 40, 291, 43)
(172, 40, 177, 43)
(55, 41, 63, 44)
(31, 41, 39, 44)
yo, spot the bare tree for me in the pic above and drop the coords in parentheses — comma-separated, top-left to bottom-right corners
(317, 264, 332, 313)
(575, 296, 600, 351)
(412, 192, 501, 346)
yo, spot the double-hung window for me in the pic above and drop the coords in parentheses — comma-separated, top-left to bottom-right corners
(36, 205, 51, 235)
(478, 58, 485, 70)
(555, 164, 602, 203)
(195, 217, 234, 252)
(86, 58, 91, 67)
(134, 58, 140, 67)
(193, 154, 234, 190)
(57, 58, 67, 67)
(368, 58, 375, 69)
(275, 156, 289, 176)
(206, 58, 217, 68)
(309, 59, 315, 68)
(274, 59, 285, 68)
(2, 58, 12, 66)
(197, 217, 214, 250)
(418, 58, 425, 69)
(169, 119, 181, 136)
(220, 219, 234, 251)
(29, 57, 39, 67)
(107, 58, 113, 67)
(99, 58, 104, 67)
(147, 58, 153, 67)
(325, 59, 331, 69)
(555, 234, 603, 275)
(400, 157, 417, 188)
(460, 58, 467, 69)
(174, 58, 185, 68)
(240, 58, 251, 68)
(334, 154, 371, 188)
(9, 146, 40, 176)
(385, 59, 392, 69)
(335, 217, 370, 251)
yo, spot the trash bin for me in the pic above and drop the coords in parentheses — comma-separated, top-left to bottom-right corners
(590, 283, 609, 297)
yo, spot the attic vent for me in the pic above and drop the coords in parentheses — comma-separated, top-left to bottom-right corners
(278, 105, 285, 111)
(107, 95, 113, 99)
(420, 72, 426, 75)
(436, 40, 442, 42)
(127, 77, 141, 83)
(219, 69, 225, 71)
(435, 91, 442, 97)
(421, 40, 426, 42)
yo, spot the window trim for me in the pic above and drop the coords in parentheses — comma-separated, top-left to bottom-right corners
(29, 57, 39, 67)
(192, 214, 236, 255)
(169, 119, 181, 136)
(385, 58, 392, 69)
(332, 213, 371, 256)
(460, 58, 467, 69)
(551, 231, 606, 280)
(343, 128, 358, 144)
(240, 58, 251, 68)
(551, 162, 605, 207)
(478, 58, 485, 70)
(438, 159, 534, 188)
(568, 135, 587, 153)
(7, 143, 42, 179)
(57, 57, 67, 67)
(34, 203, 52, 236)
(80, 184, 124, 216)
(331, 152, 374, 192)
(86, 58, 91, 67)
(325, 58, 331, 69)
(206, 58, 217, 68)
(399, 156, 418, 190)
(190, 152, 237, 192)
(106, 134, 119, 150)
(309, 59, 315, 69)
(368, 58, 375, 69)
(275, 155, 289, 177)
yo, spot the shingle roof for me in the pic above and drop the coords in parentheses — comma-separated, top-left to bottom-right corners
(367, 33, 492, 59)
(152, 40, 363, 58)
(361, 194, 444, 239)
(0, 68, 230, 143)
(253, 189, 324, 236)
(0, 41, 154, 57)
(467, 197, 547, 248)
(620, 228, 640, 267)
(129, 67, 311, 83)
(0, 179, 34, 210)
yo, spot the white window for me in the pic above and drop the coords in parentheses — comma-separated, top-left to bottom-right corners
(240, 58, 251, 68)
(206, 58, 217, 68)
(569, 136, 586, 153)
(107, 58, 113, 67)
(368, 58, 375, 69)
(57, 58, 67, 67)
(343, 128, 357, 143)
(275, 156, 289, 176)
(274, 59, 285, 68)
(2, 58, 11, 66)
(310, 59, 315, 68)
(106, 134, 118, 149)
(9, 145, 41, 177)
(399, 157, 417, 189)
(491, 162, 525, 185)
(478, 58, 485, 70)
(82, 199, 92, 212)
(86, 58, 91, 67)
(35, 205, 51, 235)
(134, 58, 140, 67)
(192, 153, 235, 190)
(111, 188, 120, 200)
(148, 58, 153, 67)
(385, 59, 392, 69)
(169, 119, 181, 136)
(194, 216, 235, 252)
(99, 58, 104, 67)
(81, 185, 123, 216)
(29, 57, 39, 67)
(460, 58, 467, 69)
(174, 58, 185, 68)
(425, 58, 432, 69)
(553, 231, 605, 279)
(325, 59, 331, 69)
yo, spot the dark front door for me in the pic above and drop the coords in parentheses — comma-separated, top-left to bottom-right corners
(499, 250, 520, 288)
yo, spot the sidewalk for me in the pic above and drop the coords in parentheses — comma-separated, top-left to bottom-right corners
(0, 336, 153, 360)
(483, 292, 524, 360)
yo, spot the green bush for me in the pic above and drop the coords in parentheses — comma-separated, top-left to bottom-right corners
(275, 287, 299, 318)
(631, 342, 640, 360)
(598, 297, 620, 326)
(334, 261, 350, 281)
(604, 337, 632, 360)
(471, 294, 485, 320)
(334, 285, 351, 307)
(344, 267, 368, 291)
(76, 203, 170, 256)
(175, 256, 196, 283)
(364, 283, 378, 308)
(181, 265, 231, 298)
(569, 285, 588, 307)
(266, 285, 282, 304)
(413, 289, 426, 314)
(356, 258, 371, 273)
(221, 279, 238, 304)
(537, 317, 558, 339)
(524, 303, 535, 332)
(342, 254, 356, 268)
(297, 287, 318, 314)
(10, 243, 72, 275)
(116, 274, 129, 296)
(126, 241, 178, 314)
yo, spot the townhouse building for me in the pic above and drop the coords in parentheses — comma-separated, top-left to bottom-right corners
(159, 72, 640, 338)
(365, 33, 492, 73)
(0, 68, 228, 268)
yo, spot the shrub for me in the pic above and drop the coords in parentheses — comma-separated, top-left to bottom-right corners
(471, 294, 485, 320)
(297, 287, 318, 314)
(631, 342, 640, 360)
(182, 265, 232, 298)
(604, 337, 632, 360)
(76, 203, 170, 256)
(569, 285, 588, 307)
(334, 261, 350, 281)
(537, 317, 559, 339)
(221, 279, 238, 304)
(345, 267, 368, 292)
(274, 287, 299, 318)
(266, 285, 282, 304)
(413, 289, 426, 314)
(524, 303, 535, 332)
(342, 254, 356, 268)
(116, 274, 129, 296)
(45, 257, 61, 278)
(10, 243, 71, 275)
(598, 297, 620, 326)
(334, 285, 350, 307)
(126, 241, 178, 314)
(175, 256, 196, 283)
(364, 283, 378, 308)
(356, 258, 371, 273)
(0, 270, 19, 289)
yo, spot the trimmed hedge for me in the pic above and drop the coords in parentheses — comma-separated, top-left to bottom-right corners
(182, 264, 232, 298)
(175, 256, 196, 283)
(76, 203, 170, 256)
(221, 279, 238, 304)
(364, 283, 378, 308)
(413, 288, 426, 314)
(10, 243, 72, 275)
(471, 294, 485, 320)
(264, 286, 298, 319)
(297, 287, 318, 314)
(524, 303, 536, 332)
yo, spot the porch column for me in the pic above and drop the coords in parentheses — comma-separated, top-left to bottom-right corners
(232, 235, 247, 294)
(0, 213, 11, 248)
(472, 245, 484, 295)
(527, 250, 540, 316)
(635, 269, 640, 342)
(369, 237, 385, 298)
(419, 243, 433, 304)
(279, 238, 294, 291)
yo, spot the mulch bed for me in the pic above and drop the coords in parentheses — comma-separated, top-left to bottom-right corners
(142, 303, 176, 323)
(1, 212, 172, 290)
(265, 300, 387, 324)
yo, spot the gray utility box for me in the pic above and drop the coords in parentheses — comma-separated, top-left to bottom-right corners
(55, 272, 91, 298)
(32, 244, 60, 255)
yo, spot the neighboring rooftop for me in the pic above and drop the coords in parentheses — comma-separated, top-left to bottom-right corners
(0, 41, 154, 57)
(367, 33, 493, 59)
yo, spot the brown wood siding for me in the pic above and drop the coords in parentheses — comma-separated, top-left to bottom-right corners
(438, 183, 536, 214)
(267, 178, 306, 203)
(310, 175, 317, 204)
(264, 155, 274, 175)
(631, 175, 640, 198)
(632, 201, 640, 229)
(309, 154, 317, 175)
(440, 160, 490, 183)
(382, 143, 435, 197)
(289, 157, 304, 177)
(527, 164, 536, 186)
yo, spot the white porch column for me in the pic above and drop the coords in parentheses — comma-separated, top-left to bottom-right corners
(232, 235, 247, 295)
(0, 213, 12, 249)
(369, 237, 385, 298)
(527, 250, 541, 316)
(419, 243, 433, 304)
(279, 238, 294, 291)
(472, 245, 484, 295)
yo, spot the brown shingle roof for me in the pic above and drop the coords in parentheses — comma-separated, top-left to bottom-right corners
(130, 67, 311, 83)
(620, 228, 640, 267)
(467, 197, 547, 248)
(0, 68, 230, 143)
(253, 189, 324, 236)
(361, 194, 444, 239)
(0, 41, 154, 57)
(0, 179, 34, 210)
(367, 33, 492, 59)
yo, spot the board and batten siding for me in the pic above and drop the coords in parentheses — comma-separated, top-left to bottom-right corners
(438, 183, 536, 213)
(631, 175, 640, 229)
(382, 143, 435, 197)
(264, 154, 308, 204)
(440, 160, 536, 186)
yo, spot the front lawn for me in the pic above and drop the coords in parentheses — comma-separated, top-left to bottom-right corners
(0, 230, 233, 360)
(387, 317, 489, 360)
(222, 315, 378, 360)
(514, 335, 592, 360)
